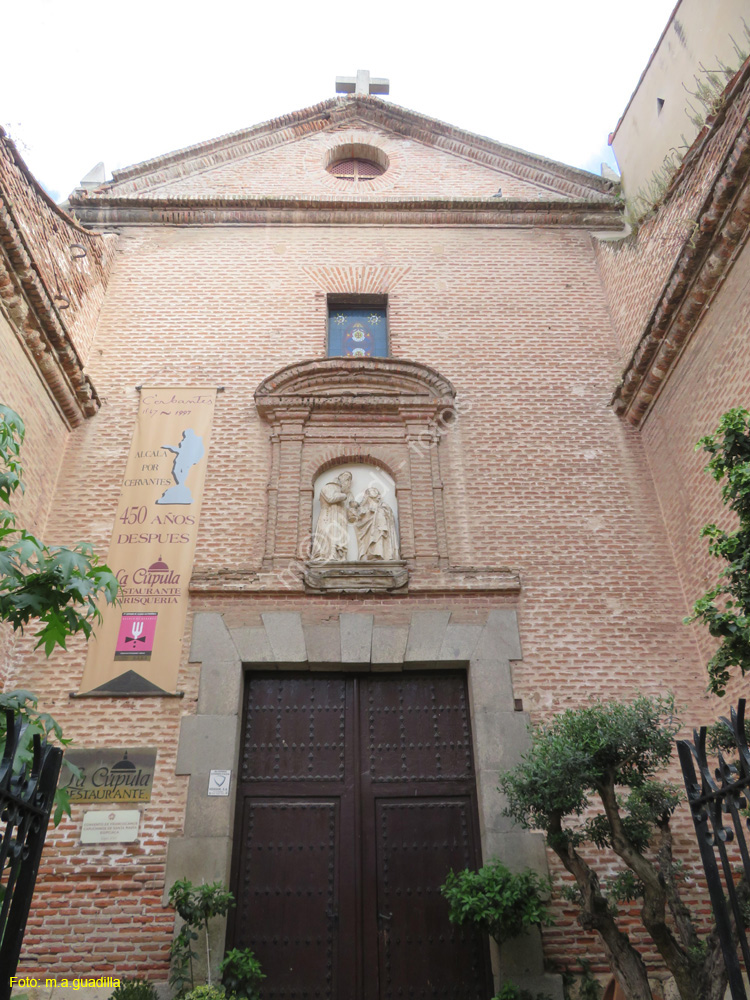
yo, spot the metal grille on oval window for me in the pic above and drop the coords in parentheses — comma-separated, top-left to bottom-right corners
(328, 158, 385, 179)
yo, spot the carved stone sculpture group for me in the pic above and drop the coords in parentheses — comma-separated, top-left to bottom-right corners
(312, 471, 400, 562)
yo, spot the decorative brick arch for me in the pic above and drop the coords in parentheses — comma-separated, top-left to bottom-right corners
(255, 358, 457, 578)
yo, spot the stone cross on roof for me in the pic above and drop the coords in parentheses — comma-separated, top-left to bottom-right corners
(335, 70, 390, 97)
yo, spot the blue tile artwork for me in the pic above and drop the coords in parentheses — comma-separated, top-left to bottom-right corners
(328, 307, 387, 357)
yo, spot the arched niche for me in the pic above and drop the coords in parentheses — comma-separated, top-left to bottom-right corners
(255, 357, 456, 590)
(312, 464, 399, 563)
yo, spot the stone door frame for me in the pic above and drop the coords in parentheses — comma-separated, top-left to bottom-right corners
(167, 608, 561, 997)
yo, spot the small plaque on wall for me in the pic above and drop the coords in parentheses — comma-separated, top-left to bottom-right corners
(81, 809, 141, 844)
(208, 770, 231, 796)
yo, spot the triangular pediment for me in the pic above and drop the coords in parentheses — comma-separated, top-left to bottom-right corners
(81, 95, 615, 206)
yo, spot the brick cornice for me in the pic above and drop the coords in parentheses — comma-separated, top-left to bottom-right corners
(612, 65, 750, 425)
(69, 194, 621, 230)
(0, 200, 99, 425)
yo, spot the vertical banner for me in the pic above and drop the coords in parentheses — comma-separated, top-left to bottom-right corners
(79, 388, 217, 695)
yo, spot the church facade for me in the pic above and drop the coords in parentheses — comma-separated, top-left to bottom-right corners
(2, 41, 750, 1000)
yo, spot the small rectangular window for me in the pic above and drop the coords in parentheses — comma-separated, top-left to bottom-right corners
(328, 296, 388, 357)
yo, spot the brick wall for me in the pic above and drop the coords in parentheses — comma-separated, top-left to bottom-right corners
(114, 125, 562, 202)
(0, 132, 115, 688)
(4, 219, 714, 981)
(596, 65, 750, 712)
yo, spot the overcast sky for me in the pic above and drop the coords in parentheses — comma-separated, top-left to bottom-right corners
(5, 0, 678, 202)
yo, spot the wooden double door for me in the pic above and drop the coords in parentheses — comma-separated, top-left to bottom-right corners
(229, 672, 492, 1000)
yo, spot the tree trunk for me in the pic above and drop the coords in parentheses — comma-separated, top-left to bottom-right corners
(548, 818, 654, 1000)
(596, 779, 700, 1000)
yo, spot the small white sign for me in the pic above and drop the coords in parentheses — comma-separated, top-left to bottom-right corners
(81, 809, 141, 844)
(208, 769, 231, 796)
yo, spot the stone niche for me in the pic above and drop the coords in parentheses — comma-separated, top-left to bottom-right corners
(307, 464, 407, 592)
(254, 357, 457, 592)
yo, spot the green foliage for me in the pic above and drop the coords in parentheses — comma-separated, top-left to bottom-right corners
(170, 878, 234, 928)
(220, 947, 265, 1000)
(168, 879, 238, 995)
(0, 688, 78, 825)
(499, 696, 680, 852)
(0, 405, 118, 656)
(605, 869, 644, 906)
(440, 859, 552, 947)
(0, 405, 25, 502)
(624, 150, 683, 228)
(493, 982, 552, 1000)
(576, 959, 602, 1000)
(109, 978, 158, 1000)
(686, 407, 750, 694)
(498, 697, 735, 998)
(182, 988, 229, 1000)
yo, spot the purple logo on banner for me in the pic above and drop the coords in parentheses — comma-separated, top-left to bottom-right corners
(115, 612, 158, 660)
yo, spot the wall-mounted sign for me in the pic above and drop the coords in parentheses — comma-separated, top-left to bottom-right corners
(79, 387, 217, 695)
(64, 748, 157, 804)
(81, 809, 141, 844)
(208, 770, 231, 796)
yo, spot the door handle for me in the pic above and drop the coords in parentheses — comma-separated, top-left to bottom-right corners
(378, 911, 392, 922)
(326, 909, 339, 924)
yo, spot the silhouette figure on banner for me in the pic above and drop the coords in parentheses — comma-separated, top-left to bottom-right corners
(156, 428, 204, 505)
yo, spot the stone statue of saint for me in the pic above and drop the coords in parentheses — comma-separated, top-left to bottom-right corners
(352, 486, 399, 561)
(312, 471, 357, 561)
(156, 428, 205, 505)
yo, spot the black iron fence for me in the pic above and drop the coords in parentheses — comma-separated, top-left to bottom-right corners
(677, 699, 750, 1000)
(0, 709, 62, 998)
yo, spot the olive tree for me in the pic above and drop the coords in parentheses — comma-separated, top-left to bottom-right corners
(499, 697, 732, 1000)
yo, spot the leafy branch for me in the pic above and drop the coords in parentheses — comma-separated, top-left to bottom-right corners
(0, 405, 118, 655)
(686, 407, 750, 695)
(499, 696, 729, 1000)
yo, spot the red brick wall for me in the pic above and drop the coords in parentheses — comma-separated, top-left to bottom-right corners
(5, 219, 714, 981)
(595, 70, 750, 712)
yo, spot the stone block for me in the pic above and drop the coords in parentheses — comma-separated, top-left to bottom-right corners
(473, 609, 522, 662)
(372, 625, 409, 665)
(232, 625, 276, 663)
(175, 714, 240, 774)
(499, 927, 550, 983)
(340, 613, 374, 663)
(467, 658, 515, 720)
(491, 830, 549, 876)
(439, 623, 482, 661)
(262, 612, 307, 663)
(475, 768, 518, 844)
(189, 612, 237, 663)
(404, 610, 452, 662)
(304, 623, 342, 663)
(513, 976, 564, 1000)
(197, 657, 242, 715)
(184, 773, 235, 838)
(163, 835, 232, 903)
(472, 707, 531, 771)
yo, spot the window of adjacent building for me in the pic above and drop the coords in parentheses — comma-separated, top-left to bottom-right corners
(328, 303, 388, 357)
